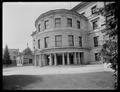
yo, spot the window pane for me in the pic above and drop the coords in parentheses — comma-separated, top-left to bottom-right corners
(68, 35, 74, 46)
(79, 36, 82, 47)
(55, 18, 61, 27)
(67, 18, 72, 27)
(38, 39, 40, 49)
(55, 35, 62, 47)
(38, 24, 40, 32)
(77, 20, 80, 29)
(44, 20, 49, 29)
(91, 5, 97, 14)
(94, 36, 98, 47)
(45, 37, 49, 48)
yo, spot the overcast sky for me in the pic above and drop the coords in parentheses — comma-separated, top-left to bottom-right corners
(3, 2, 80, 52)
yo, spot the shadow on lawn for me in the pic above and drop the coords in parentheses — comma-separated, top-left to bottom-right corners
(3, 75, 43, 90)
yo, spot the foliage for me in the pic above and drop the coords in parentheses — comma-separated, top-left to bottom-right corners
(3, 45, 12, 65)
(99, 2, 118, 89)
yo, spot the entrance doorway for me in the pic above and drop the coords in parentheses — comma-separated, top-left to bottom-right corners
(29, 59, 32, 64)
(69, 53, 74, 64)
(57, 54, 62, 65)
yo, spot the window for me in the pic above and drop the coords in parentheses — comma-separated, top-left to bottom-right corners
(68, 35, 74, 46)
(79, 36, 82, 47)
(67, 18, 72, 27)
(38, 39, 40, 49)
(94, 36, 99, 47)
(95, 53, 100, 61)
(38, 24, 40, 32)
(44, 20, 49, 29)
(55, 18, 61, 27)
(55, 35, 62, 47)
(91, 5, 97, 14)
(44, 37, 49, 48)
(92, 20, 98, 30)
(77, 20, 80, 29)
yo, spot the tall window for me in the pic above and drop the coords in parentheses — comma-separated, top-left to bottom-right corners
(38, 39, 40, 49)
(77, 20, 80, 29)
(95, 53, 100, 61)
(55, 35, 62, 47)
(44, 20, 49, 29)
(79, 36, 82, 47)
(68, 35, 74, 46)
(91, 5, 97, 14)
(92, 19, 98, 30)
(38, 24, 40, 32)
(44, 37, 49, 48)
(94, 36, 99, 47)
(67, 18, 72, 27)
(55, 18, 61, 27)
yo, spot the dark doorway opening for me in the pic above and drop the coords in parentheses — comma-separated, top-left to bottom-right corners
(57, 54, 62, 65)
(29, 59, 32, 64)
(69, 53, 74, 64)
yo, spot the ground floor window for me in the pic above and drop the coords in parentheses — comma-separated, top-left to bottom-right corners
(95, 53, 100, 61)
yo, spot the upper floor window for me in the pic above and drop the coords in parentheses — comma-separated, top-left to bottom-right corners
(44, 37, 49, 48)
(68, 35, 74, 46)
(92, 19, 98, 30)
(38, 39, 40, 49)
(38, 24, 41, 32)
(55, 18, 61, 28)
(55, 35, 62, 47)
(94, 36, 99, 47)
(79, 36, 82, 47)
(44, 20, 49, 29)
(67, 18, 72, 27)
(77, 20, 80, 29)
(91, 5, 97, 15)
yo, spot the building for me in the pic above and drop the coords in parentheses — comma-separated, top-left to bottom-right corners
(31, 9, 93, 67)
(16, 47, 34, 66)
(8, 49, 19, 65)
(71, 2, 106, 63)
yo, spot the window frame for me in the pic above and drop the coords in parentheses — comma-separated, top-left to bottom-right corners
(44, 20, 49, 29)
(77, 20, 80, 29)
(55, 35, 62, 47)
(44, 37, 49, 48)
(38, 39, 40, 49)
(94, 36, 99, 47)
(91, 5, 97, 15)
(79, 36, 82, 47)
(68, 35, 74, 46)
(55, 18, 61, 28)
(38, 24, 41, 32)
(67, 18, 72, 27)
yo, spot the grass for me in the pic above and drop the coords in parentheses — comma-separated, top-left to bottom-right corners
(3, 71, 115, 90)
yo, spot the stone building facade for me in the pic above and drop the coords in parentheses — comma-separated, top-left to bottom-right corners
(31, 9, 93, 67)
(71, 2, 106, 63)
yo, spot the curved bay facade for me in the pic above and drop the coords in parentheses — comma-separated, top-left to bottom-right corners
(31, 9, 93, 66)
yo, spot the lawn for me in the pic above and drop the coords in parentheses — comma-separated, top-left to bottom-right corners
(3, 71, 115, 90)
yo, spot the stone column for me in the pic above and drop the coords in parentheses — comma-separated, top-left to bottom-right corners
(39, 54, 42, 67)
(54, 53, 57, 65)
(67, 53, 70, 65)
(62, 53, 65, 65)
(49, 54, 52, 66)
(78, 52, 81, 64)
(74, 52, 77, 64)
(34, 55, 36, 66)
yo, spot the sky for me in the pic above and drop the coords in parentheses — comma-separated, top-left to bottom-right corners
(3, 2, 80, 52)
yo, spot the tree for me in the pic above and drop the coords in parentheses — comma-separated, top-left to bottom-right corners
(3, 45, 12, 65)
(99, 2, 118, 89)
